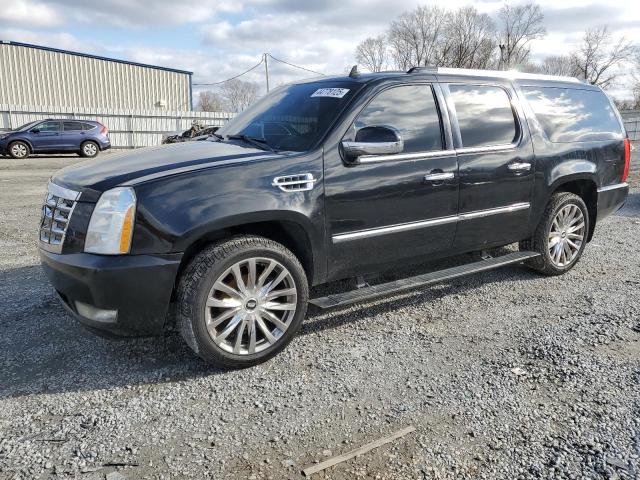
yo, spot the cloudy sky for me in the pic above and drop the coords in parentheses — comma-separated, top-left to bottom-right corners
(1, 0, 638, 101)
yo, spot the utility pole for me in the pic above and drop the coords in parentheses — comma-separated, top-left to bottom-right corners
(264, 53, 270, 93)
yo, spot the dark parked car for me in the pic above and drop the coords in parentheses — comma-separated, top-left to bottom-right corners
(39, 67, 630, 367)
(0, 119, 110, 159)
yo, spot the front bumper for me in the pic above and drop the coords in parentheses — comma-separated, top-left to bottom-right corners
(40, 249, 182, 337)
(596, 182, 629, 221)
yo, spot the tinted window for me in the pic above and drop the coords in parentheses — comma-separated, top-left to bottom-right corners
(449, 85, 517, 148)
(522, 87, 623, 143)
(63, 121, 84, 131)
(82, 123, 97, 130)
(217, 82, 362, 152)
(347, 85, 443, 153)
(36, 121, 60, 132)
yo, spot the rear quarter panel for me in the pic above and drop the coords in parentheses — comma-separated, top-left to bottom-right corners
(513, 81, 626, 233)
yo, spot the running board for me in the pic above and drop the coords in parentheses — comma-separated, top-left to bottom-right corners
(309, 251, 540, 309)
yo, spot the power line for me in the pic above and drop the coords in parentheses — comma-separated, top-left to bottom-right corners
(268, 54, 325, 76)
(192, 58, 264, 86)
(192, 53, 325, 87)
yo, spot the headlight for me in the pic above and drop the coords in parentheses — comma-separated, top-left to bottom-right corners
(85, 187, 136, 255)
(0, 133, 9, 140)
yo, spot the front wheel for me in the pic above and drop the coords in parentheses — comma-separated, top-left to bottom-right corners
(8, 141, 29, 159)
(177, 236, 308, 367)
(520, 192, 589, 276)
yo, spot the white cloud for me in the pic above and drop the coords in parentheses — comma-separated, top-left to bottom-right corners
(0, 0, 62, 28)
(0, 28, 85, 51)
(45, 0, 243, 27)
(1, 0, 640, 100)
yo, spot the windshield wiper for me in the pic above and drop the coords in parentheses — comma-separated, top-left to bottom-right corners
(226, 134, 277, 153)
(208, 132, 224, 141)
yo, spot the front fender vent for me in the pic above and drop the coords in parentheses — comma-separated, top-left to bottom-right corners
(272, 173, 316, 192)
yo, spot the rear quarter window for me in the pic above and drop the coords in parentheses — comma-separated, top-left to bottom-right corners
(522, 86, 623, 143)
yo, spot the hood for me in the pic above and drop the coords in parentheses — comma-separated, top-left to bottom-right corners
(52, 141, 281, 194)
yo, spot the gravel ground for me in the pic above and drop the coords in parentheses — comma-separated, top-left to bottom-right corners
(1, 153, 639, 480)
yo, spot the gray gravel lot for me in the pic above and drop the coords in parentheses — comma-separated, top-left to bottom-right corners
(1, 153, 639, 480)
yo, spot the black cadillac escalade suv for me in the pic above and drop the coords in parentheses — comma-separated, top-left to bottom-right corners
(40, 67, 630, 367)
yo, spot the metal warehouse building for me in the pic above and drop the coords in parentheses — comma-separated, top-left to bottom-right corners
(0, 40, 193, 111)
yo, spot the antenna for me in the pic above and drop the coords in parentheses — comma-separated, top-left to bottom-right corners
(348, 65, 359, 78)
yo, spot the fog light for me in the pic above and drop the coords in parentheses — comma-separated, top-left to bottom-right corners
(75, 301, 117, 323)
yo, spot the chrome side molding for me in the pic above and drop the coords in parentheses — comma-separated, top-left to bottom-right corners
(458, 202, 530, 221)
(597, 182, 628, 193)
(333, 215, 458, 243)
(272, 173, 316, 192)
(332, 202, 531, 243)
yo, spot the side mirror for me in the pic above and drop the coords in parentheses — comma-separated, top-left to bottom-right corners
(31, 128, 40, 134)
(341, 125, 403, 163)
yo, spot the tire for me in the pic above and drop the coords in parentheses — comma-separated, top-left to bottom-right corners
(8, 141, 29, 159)
(176, 236, 309, 368)
(520, 192, 589, 276)
(80, 141, 99, 158)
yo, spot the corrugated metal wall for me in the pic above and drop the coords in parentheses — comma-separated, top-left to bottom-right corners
(0, 105, 233, 149)
(0, 42, 191, 111)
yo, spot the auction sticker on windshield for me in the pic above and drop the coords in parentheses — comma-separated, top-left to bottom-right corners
(311, 88, 350, 98)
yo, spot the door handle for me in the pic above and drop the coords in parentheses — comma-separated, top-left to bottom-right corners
(507, 162, 531, 172)
(424, 172, 454, 182)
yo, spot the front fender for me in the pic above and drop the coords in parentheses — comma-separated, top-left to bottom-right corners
(130, 152, 327, 281)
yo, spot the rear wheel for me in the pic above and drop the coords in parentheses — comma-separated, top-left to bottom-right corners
(80, 141, 99, 158)
(177, 236, 308, 367)
(520, 192, 589, 276)
(8, 141, 29, 159)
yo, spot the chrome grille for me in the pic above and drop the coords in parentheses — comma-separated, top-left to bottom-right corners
(39, 182, 80, 253)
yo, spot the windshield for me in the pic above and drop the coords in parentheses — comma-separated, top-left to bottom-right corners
(217, 81, 361, 152)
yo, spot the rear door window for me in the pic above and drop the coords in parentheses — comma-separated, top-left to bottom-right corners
(449, 85, 518, 148)
(346, 84, 443, 153)
(522, 86, 623, 143)
(63, 121, 85, 131)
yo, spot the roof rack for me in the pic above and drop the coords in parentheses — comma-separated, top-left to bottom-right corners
(405, 66, 580, 83)
(407, 66, 437, 74)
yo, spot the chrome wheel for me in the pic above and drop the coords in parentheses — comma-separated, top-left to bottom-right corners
(548, 204, 585, 267)
(83, 142, 97, 156)
(11, 143, 27, 158)
(205, 257, 297, 355)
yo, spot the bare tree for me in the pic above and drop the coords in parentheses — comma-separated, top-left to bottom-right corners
(523, 55, 576, 77)
(538, 55, 576, 77)
(497, 3, 546, 69)
(220, 79, 260, 112)
(440, 6, 497, 69)
(570, 26, 635, 88)
(388, 5, 448, 70)
(197, 90, 225, 112)
(355, 35, 389, 72)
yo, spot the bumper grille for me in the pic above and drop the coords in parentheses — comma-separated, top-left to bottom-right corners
(39, 182, 81, 253)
